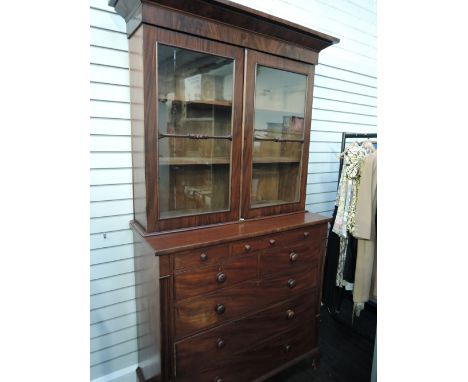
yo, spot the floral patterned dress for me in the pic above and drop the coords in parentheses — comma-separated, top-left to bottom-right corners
(333, 144, 368, 288)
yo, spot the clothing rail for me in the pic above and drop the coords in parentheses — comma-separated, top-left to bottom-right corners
(332, 131, 377, 320)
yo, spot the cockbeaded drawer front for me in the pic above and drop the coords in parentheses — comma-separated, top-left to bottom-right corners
(260, 242, 321, 276)
(175, 315, 316, 382)
(174, 253, 258, 300)
(175, 291, 317, 376)
(174, 265, 318, 338)
(174, 244, 230, 271)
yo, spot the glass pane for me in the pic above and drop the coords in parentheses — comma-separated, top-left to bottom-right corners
(251, 65, 307, 207)
(251, 162, 301, 207)
(159, 164, 230, 220)
(157, 44, 234, 219)
(253, 66, 307, 140)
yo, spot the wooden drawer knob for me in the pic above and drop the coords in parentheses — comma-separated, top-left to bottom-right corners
(286, 309, 295, 320)
(200, 253, 208, 262)
(215, 303, 225, 315)
(214, 378, 223, 382)
(303, 231, 309, 238)
(287, 279, 297, 289)
(216, 272, 227, 284)
(284, 344, 292, 353)
(289, 252, 299, 262)
(244, 244, 251, 252)
(216, 338, 226, 349)
(269, 239, 276, 246)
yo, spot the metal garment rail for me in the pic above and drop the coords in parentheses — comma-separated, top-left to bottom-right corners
(337, 132, 377, 186)
(332, 131, 378, 322)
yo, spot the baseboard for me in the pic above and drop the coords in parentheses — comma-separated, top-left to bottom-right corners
(91, 365, 139, 382)
(136, 367, 160, 382)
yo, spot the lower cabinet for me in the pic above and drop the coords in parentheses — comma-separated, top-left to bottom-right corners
(133, 212, 329, 382)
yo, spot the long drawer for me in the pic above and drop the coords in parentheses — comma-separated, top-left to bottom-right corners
(174, 264, 319, 338)
(175, 318, 316, 382)
(174, 254, 258, 300)
(175, 291, 317, 376)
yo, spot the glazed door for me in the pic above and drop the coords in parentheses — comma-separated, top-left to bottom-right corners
(241, 50, 315, 219)
(152, 28, 244, 231)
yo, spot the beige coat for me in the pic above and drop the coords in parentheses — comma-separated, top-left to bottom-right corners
(352, 151, 377, 312)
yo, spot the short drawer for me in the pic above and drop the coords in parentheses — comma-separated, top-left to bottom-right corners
(231, 237, 270, 256)
(175, 319, 316, 382)
(174, 254, 258, 300)
(260, 243, 321, 276)
(174, 244, 229, 270)
(265, 225, 323, 251)
(260, 265, 319, 305)
(174, 266, 318, 338)
(175, 291, 317, 376)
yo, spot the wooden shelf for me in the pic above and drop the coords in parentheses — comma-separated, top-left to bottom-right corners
(158, 96, 232, 107)
(255, 107, 304, 114)
(254, 129, 304, 140)
(159, 157, 301, 166)
(253, 157, 300, 164)
(160, 206, 229, 220)
(251, 199, 294, 208)
(159, 157, 230, 165)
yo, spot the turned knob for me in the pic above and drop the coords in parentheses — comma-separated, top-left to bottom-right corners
(286, 309, 295, 320)
(200, 253, 208, 262)
(216, 338, 226, 349)
(289, 252, 299, 262)
(269, 239, 276, 246)
(303, 231, 309, 238)
(215, 303, 225, 315)
(214, 378, 223, 382)
(244, 244, 251, 252)
(287, 279, 297, 289)
(216, 272, 227, 284)
(284, 344, 292, 353)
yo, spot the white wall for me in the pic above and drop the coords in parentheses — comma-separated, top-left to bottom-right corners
(89, 0, 376, 380)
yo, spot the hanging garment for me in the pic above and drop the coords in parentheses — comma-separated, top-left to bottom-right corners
(352, 151, 377, 317)
(343, 234, 358, 284)
(333, 144, 367, 288)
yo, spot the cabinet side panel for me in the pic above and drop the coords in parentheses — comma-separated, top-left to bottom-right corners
(129, 26, 148, 230)
(133, 230, 161, 379)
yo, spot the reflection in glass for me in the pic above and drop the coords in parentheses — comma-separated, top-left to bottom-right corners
(251, 65, 307, 207)
(157, 44, 234, 219)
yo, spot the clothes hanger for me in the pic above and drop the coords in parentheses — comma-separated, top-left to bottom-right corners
(337, 141, 359, 159)
(361, 139, 376, 154)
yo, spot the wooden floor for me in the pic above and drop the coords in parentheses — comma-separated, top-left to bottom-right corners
(266, 295, 377, 382)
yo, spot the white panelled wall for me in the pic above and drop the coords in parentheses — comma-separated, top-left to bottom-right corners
(89, 0, 377, 380)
